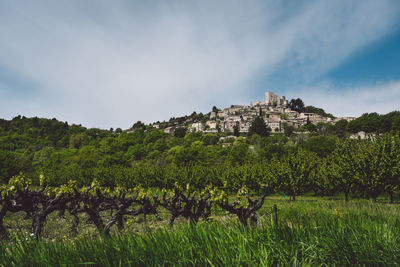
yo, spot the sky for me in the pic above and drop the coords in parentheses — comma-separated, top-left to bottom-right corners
(0, 0, 400, 129)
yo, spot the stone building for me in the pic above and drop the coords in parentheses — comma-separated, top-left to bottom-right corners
(190, 122, 204, 132)
(265, 92, 288, 107)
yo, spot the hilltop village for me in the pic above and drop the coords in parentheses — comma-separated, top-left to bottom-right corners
(153, 91, 355, 135)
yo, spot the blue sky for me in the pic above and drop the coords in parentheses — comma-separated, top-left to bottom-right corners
(325, 31, 400, 84)
(0, 0, 400, 129)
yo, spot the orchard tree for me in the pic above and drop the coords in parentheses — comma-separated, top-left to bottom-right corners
(271, 148, 319, 200)
(355, 139, 384, 201)
(330, 140, 360, 202)
(356, 134, 400, 202)
(299, 135, 338, 158)
(378, 134, 400, 202)
(312, 157, 338, 196)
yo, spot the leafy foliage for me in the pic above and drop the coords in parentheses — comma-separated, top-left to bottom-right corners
(0, 115, 400, 204)
(248, 116, 270, 137)
(288, 98, 305, 113)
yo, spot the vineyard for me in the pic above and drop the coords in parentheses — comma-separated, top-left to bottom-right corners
(31, 133, 400, 202)
(1, 134, 399, 237)
(0, 175, 273, 238)
(1, 187, 400, 265)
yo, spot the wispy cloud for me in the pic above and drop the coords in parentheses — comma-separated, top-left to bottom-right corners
(0, 0, 399, 128)
(286, 81, 400, 117)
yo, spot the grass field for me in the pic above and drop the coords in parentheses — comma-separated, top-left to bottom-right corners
(1, 196, 400, 266)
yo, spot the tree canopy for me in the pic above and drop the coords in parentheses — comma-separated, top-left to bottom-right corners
(289, 98, 305, 113)
(248, 117, 270, 137)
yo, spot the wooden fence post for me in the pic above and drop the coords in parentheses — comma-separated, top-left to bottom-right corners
(273, 204, 278, 225)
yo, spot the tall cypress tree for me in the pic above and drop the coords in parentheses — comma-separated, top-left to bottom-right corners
(233, 123, 240, 137)
(248, 117, 270, 137)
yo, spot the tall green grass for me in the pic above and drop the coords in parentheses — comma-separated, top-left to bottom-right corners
(1, 203, 400, 266)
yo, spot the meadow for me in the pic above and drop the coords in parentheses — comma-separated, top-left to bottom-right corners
(1, 196, 399, 266)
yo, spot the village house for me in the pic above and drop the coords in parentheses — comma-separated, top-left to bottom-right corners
(190, 122, 204, 132)
(349, 131, 376, 140)
(164, 126, 175, 134)
(205, 120, 217, 129)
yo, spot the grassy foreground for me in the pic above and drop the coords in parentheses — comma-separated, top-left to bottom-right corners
(1, 198, 400, 266)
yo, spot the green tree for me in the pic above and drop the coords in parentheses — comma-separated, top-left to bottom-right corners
(355, 140, 384, 201)
(355, 135, 400, 202)
(299, 135, 338, 158)
(330, 140, 360, 201)
(289, 98, 305, 113)
(174, 127, 187, 138)
(304, 105, 334, 119)
(377, 134, 400, 202)
(153, 138, 168, 152)
(248, 117, 270, 137)
(381, 111, 400, 132)
(201, 134, 219, 146)
(282, 123, 294, 137)
(347, 113, 382, 133)
(143, 129, 165, 144)
(131, 121, 146, 131)
(334, 119, 348, 138)
(312, 157, 337, 196)
(126, 144, 147, 161)
(305, 123, 317, 133)
(168, 142, 207, 166)
(271, 148, 319, 200)
(69, 133, 90, 149)
(228, 137, 249, 165)
(0, 151, 23, 184)
(233, 123, 240, 137)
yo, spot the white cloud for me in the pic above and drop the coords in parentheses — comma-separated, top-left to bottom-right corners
(286, 81, 400, 117)
(0, 0, 399, 128)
